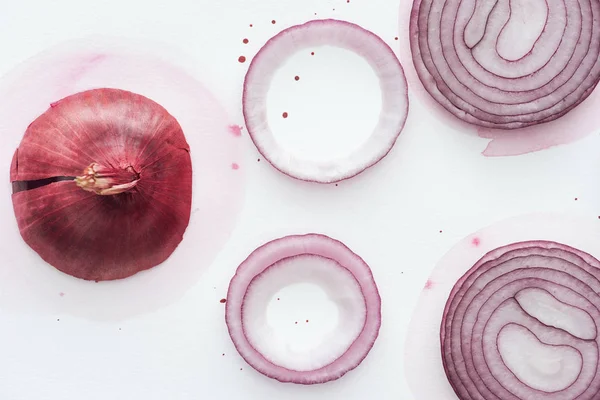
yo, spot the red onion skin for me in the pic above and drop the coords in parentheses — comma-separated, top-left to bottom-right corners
(441, 241, 600, 400)
(10, 88, 192, 281)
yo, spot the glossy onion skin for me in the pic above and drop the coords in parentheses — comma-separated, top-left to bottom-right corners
(10, 88, 192, 281)
(410, 0, 600, 129)
(442, 241, 600, 400)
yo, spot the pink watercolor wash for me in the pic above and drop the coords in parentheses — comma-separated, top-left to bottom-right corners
(405, 213, 600, 400)
(0, 37, 246, 320)
(228, 125, 243, 137)
(398, 4, 600, 157)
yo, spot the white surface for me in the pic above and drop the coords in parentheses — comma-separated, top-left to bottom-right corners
(0, 0, 599, 399)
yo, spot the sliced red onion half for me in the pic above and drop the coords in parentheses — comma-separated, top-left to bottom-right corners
(443, 240, 600, 399)
(243, 19, 409, 183)
(225, 234, 381, 384)
(410, 0, 600, 129)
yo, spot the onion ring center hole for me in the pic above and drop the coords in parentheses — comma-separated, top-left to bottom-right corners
(266, 46, 382, 163)
(242, 255, 367, 371)
(497, 324, 581, 391)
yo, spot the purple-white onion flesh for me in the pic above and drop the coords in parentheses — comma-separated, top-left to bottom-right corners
(410, 0, 600, 129)
(243, 19, 409, 183)
(443, 240, 600, 399)
(225, 234, 381, 384)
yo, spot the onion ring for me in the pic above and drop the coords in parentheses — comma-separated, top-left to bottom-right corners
(410, 0, 600, 129)
(243, 19, 409, 183)
(225, 234, 381, 384)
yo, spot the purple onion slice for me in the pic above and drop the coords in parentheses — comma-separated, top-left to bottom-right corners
(243, 19, 409, 183)
(225, 234, 381, 384)
(443, 240, 600, 399)
(410, 0, 600, 129)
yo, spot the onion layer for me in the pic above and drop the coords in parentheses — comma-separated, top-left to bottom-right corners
(10, 88, 192, 281)
(243, 19, 408, 183)
(225, 234, 381, 384)
(410, 0, 600, 129)
(442, 240, 600, 399)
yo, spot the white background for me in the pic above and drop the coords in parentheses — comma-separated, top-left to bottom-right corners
(1, 0, 600, 399)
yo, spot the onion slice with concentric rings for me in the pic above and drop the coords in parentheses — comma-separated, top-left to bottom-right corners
(243, 19, 408, 183)
(443, 240, 600, 399)
(225, 234, 381, 384)
(410, 0, 600, 129)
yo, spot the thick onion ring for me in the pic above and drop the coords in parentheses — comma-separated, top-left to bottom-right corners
(243, 19, 409, 183)
(410, 0, 600, 129)
(225, 234, 381, 384)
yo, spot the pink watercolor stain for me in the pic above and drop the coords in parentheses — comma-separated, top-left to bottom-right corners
(231, 162, 240, 170)
(424, 280, 434, 290)
(228, 125, 243, 137)
(59, 292, 65, 297)
(397, 4, 600, 157)
(472, 237, 480, 247)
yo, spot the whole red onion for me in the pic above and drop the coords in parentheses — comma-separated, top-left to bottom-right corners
(10, 88, 192, 281)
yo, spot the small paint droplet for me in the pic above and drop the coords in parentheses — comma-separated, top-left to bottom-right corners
(295, 321, 298, 324)
(472, 237, 480, 246)
(240, 368, 243, 371)
(222, 353, 225, 356)
(282, 112, 288, 118)
(311, 51, 315, 56)
(228, 125, 243, 137)
(306, 319, 309, 323)
(238, 56, 246, 63)
(424, 280, 434, 290)
(335, 183, 338, 186)
(220, 298, 227, 303)
(231, 163, 240, 170)
(257, 158, 261, 162)
(277, 297, 280, 300)
(395, 37, 399, 40)
(59, 292, 65, 297)
(249, 24, 253, 27)
(575, 197, 579, 201)
(57, 318, 60, 321)
(294, 75, 300, 81)
(271, 20, 276, 24)
(439, 230, 443, 233)
(315, 12, 317, 15)
(243, 38, 249, 44)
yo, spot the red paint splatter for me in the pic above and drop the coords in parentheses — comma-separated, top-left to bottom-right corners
(59, 292, 65, 297)
(249, 24, 253, 27)
(311, 52, 315, 56)
(439, 230, 443, 233)
(220, 298, 227, 303)
(238, 56, 246, 63)
(282, 112, 288, 118)
(306, 319, 309, 323)
(395, 37, 399, 40)
(231, 163, 240, 170)
(228, 125, 243, 137)
(243, 38, 249, 44)
(424, 280, 434, 290)
(294, 76, 300, 81)
(472, 237, 480, 247)
(271, 20, 276, 24)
